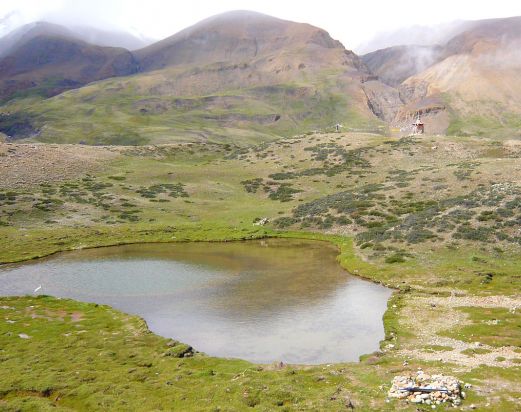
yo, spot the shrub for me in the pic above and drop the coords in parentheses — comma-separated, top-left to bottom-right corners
(268, 184, 301, 202)
(385, 253, 406, 263)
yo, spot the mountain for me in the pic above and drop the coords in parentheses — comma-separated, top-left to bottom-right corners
(360, 16, 521, 137)
(397, 16, 521, 136)
(129, 11, 373, 100)
(68, 26, 154, 50)
(356, 20, 471, 54)
(0, 22, 73, 59)
(362, 45, 443, 87)
(0, 11, 391, 144)
(0, 22, 138, 102)
(0, 22, 154, 56)
(4, 12, 521, 143)
(135, 11, 360, 72)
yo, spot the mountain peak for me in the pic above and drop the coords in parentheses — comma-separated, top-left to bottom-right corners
(197, 10, 281, 22)
(136, 11, 345, 71)
(0, 21, 76, 58)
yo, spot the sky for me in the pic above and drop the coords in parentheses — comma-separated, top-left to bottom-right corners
(1, 0, 520, 51)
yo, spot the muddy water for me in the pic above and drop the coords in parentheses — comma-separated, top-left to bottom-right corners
(0, 239, 392, 364)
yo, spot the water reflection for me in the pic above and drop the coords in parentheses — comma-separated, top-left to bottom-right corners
(0, 239, 392, 364)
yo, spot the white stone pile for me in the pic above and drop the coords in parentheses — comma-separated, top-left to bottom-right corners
(388, 370, 463, 407)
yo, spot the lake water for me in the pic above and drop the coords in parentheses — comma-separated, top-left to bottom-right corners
(0, 239, 392, 364)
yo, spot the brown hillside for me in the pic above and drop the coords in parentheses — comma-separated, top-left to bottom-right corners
(0, 29, 138, 102)
(360, 16, 521, 135)
(135, 10, 363, 73)
(362, 45, 443, 87)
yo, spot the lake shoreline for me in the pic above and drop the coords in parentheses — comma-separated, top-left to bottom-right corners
(0, 236, 393, 365)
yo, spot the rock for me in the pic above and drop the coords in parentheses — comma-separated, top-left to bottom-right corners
(253, 217, 269, 226)
(344, 397, 354, 409)
(388, 372, 463, 407)
(163, 342, 194, 358)
(18, 333, 30, 339)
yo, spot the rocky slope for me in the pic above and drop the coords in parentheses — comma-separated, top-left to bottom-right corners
(363, 16, 521, 136)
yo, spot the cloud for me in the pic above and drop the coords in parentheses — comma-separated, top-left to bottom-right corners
(0, 0, 520, 50)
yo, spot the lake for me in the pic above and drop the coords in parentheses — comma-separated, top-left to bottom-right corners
(0, 238, 392, 364)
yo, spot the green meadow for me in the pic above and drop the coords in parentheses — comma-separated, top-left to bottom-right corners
(1, 131, 521, 410)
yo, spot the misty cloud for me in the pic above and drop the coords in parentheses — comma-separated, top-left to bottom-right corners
(1, 0, 521, 53)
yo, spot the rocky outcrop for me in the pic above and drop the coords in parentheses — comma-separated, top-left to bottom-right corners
(361, 80, 403, 122)
(398, 80, 430, 104)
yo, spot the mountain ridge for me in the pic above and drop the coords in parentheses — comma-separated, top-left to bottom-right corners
(0, 10, 388, 144)
(0, 21, 142, 102)
(1, 11, 521, 142)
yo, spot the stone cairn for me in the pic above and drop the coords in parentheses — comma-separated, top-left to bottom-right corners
(388, 370, 465, 407)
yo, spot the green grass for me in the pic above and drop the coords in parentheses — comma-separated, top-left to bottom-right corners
(442, 307, 521, 347)
(2, 132, 521, 409)
(422, 345, 454, 352)
(1, 68, 381, 145)
(0, 295, 414, 411)
(447, 112, 521, 139)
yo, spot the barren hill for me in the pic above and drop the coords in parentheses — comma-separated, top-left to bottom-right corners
(363, 16, 521, 136)
(135, 11, 359, 71)
(400, 16, 521, 136)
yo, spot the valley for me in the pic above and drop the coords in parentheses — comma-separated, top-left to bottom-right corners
(1, 7, 521, 411)
(2, 131, 521, 410)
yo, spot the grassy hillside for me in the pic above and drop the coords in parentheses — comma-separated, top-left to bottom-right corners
(3, 12, 521, 411)
(1, 68, 380, 145)
(0, 11, 390, 145)
(1, 132, 521, 409)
